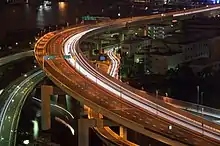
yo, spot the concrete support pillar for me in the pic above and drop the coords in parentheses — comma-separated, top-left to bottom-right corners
(120, 126, 127, 140)
(78, 119, 96, 146)
(96, 39, 102, 50)
(41, 85, 53, 131)
(144, 25, 148, 36)
(120, 33, 125, 42)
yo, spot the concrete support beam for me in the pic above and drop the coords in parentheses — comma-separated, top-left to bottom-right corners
(96, 43, 101, 50)
(144, 25, 148, 36)
(95, 39, 102, 50)
(78, 119, 100, 146)
(41, 85, 53, 131)
(120, 126, 127, 140)
(120, 33, 125, 42)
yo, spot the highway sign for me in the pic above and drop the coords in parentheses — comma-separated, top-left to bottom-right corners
(82, 16, 97, 21)
(43, 55, 56, 60)
(63, 55, 71, 59)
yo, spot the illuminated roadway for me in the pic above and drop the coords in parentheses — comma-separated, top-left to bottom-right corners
(92, 47, 138, 146)
(1, 49, 218, 145)
(35, 5, 220, 146)
(0, 69, 45, 146)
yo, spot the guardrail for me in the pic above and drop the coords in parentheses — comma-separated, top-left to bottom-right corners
(161, 96, 220, 119)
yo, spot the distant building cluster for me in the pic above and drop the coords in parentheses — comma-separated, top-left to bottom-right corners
(120, 17, 220, 76)
(130, 0, 192, 5)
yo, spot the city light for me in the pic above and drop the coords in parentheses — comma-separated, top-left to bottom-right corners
(23, 140, 29, 145)
(58, 2, 66, 11)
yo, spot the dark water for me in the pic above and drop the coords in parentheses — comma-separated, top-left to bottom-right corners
(0, 2, 81, 40)
(0, 0, 152, 41)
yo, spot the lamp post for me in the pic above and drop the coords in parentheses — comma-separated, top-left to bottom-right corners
(156, 89, 159, 98)
(197, 85, 199, 112)
(201, 92, 204, 116)
(201, 91, 204, 135)
(155, 89, 159, 115)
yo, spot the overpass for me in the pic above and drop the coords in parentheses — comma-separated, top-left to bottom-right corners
(0, 50, 34, 67)
(35, 5, 220, 146)
(0, 49, 219, 145)
(0, 69, 45, 145)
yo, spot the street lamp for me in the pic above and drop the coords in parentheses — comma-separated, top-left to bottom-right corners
(156, 89, 159, 98)
(131, 5, 134, 18)
(197, 85, 199, 112)
(201, 91, 204, 116)
(155, 89, 159, 115)
(160, 13, 165, 21)
(200, 91, 204, 135)
(201, 92, 204, 105)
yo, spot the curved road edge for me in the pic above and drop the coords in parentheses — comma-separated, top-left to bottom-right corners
(0, 50, 34, 67)
(0, 69, 45, 146)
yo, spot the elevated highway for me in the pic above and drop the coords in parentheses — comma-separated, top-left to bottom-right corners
(0, 69, 45, 146)
(35, 5, 220, 146)
(0, 50, 34, 67)
(91, 47, 138, 146)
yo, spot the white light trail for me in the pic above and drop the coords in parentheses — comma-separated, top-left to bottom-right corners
(33, 97, 74, 120)
(173, 5, 220, 17)
(55, 117, 75, 135)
